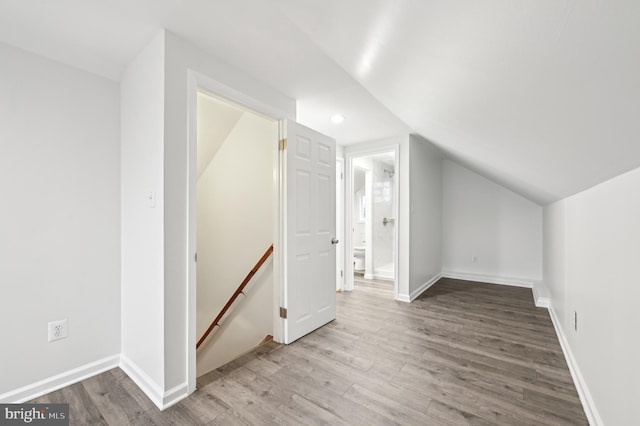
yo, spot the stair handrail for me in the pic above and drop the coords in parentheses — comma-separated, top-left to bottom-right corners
(196, 244, 274, 350)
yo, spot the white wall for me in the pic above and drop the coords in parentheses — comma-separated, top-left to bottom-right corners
(442, 159, 543, 284)
(120, 31, 167, 402)
(408, 135, 443, 298)
(0, 42, 120, 400)
(196, 111, 276, 375)
(544, 166, 640, 425)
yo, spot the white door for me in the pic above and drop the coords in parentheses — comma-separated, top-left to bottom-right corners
(282, 120, 337, 344)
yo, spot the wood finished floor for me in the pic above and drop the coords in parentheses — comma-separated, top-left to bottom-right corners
(353, 275, 394, 298)
(32, 278, 588, 425)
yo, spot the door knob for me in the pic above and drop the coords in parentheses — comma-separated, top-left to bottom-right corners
(331, 237, 339, 245)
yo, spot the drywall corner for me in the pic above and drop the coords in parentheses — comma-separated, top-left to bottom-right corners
(120, 29, 167, 396)
(408, 135, 443, 296)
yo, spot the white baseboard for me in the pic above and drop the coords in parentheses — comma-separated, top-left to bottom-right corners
(410, 273, 442, 301)
(372, 270, 394, 281)
(119, 355, 189, 410)
(535, 296, 550, 308)
(373, 274, 393, 282)
(396, 293, 411, 303)
(441, 271, 534, 288)
(0, 354, 120, 403)
(162, 382, 190, 410)
(119, 354, 164, 409)
(547, 306, 602, 426)
(532, 285, 550, 308)
(397, 273, 442, 303)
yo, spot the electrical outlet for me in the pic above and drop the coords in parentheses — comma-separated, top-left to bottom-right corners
(48, 319, 68, 342)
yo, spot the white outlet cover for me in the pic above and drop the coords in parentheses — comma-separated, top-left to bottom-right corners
(48, 319, 68, 342)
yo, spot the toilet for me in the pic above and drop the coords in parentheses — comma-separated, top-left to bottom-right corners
(353, 246, 365, 272)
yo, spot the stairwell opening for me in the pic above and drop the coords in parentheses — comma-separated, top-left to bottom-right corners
(195, 91, 277, 376)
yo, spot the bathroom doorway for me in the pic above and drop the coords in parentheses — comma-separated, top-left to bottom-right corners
(346, 149, 398, 298)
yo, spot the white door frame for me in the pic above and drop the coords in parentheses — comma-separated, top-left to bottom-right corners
(344, 144, 400, 299)
(336, 158, 345, 291)
(186, 70, 290, 393)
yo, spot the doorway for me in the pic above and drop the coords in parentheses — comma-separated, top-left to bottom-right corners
(194, 91, 277, 377)
(186, 72, 338, 392)
(345, 147, 399, 298)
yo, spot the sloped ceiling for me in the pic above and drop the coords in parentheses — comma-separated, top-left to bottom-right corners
(276, 0, 640, 204)
(1, 0, 639, 205)
(197, 93, 244, 178)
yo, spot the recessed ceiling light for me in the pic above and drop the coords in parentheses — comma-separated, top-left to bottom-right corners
(331, 114, 345, 124)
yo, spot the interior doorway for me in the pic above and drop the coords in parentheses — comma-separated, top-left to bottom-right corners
(345, 147, 399, 298)
(187, 73, 338, 391)
(194, 91, 278, 377)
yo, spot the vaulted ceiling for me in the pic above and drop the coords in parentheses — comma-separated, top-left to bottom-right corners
(2, 0, 639, 204)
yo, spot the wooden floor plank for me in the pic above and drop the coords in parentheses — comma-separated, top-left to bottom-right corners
(28, 277, 588, 425)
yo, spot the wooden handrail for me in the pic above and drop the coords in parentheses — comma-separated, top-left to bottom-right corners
(196, 244, 274, 350)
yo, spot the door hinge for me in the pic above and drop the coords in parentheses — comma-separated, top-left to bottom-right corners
(341, 270, 343, 277)
(279, 138, 288, 150)
(194, 252, 198, 262)
(279, 307, 288, 319)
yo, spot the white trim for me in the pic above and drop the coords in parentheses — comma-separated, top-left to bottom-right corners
(273, 120, 286, 343)
(189, 70, 292, 121)
(398, 273, 442, 302)
(119, 354, 164, 409)
(441, 271, 534, 288)
(396, 293, 411, 303)
(119, 357, 189, 411)
(276, 120, 288, 343)
(335, 157, 345, 292)
(119, 354, 188, 410)
(547, 306, 603, 426)
(161, 382, 190, 410)
(372, 274, 394, 282)
(532, 285, 550, 308)
(0, 355, 119, 403)
(535, 296, 551, 308)
(186, 70, 198, 397)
